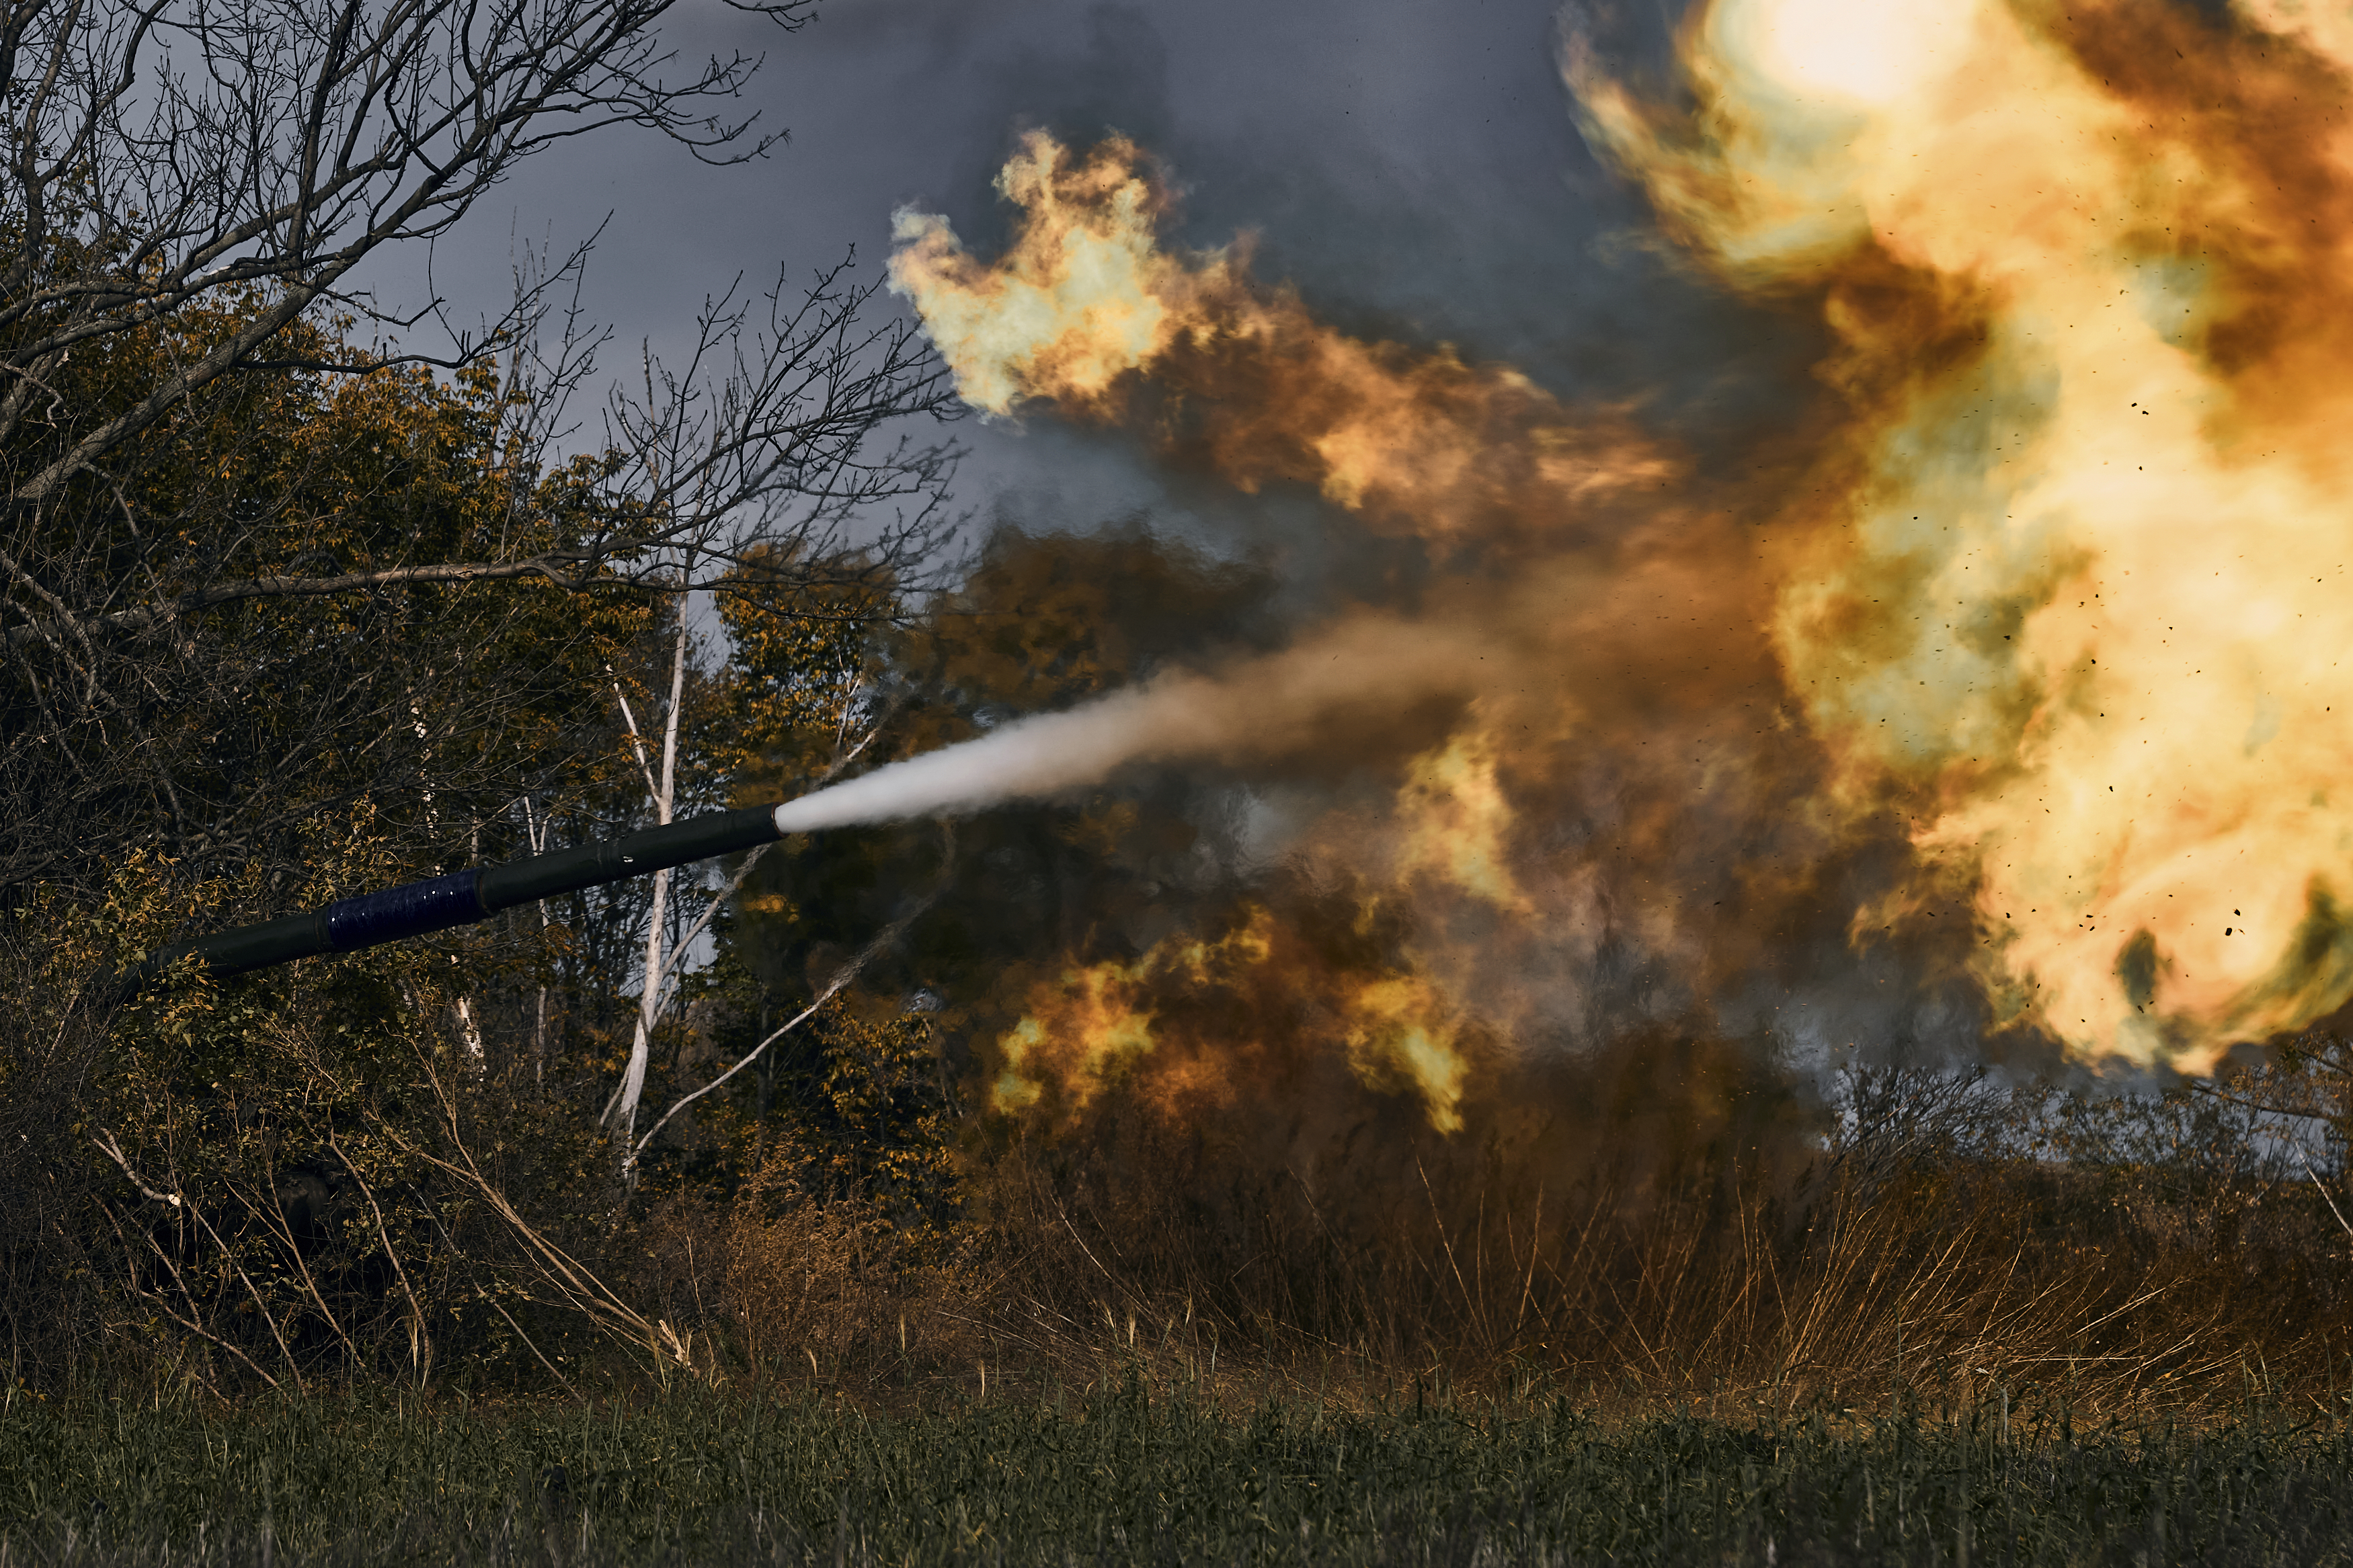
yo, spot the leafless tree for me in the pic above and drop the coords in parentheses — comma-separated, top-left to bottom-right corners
(0, 0, 961, 896)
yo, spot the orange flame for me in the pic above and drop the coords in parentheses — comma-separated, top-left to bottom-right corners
(993, 905, 1478, 1134)
(890, 135, 1203, 416)
(1570, 0, 2353, 1068)
(890, 132, 1675, 546)
(1390, 729, 1534, 915)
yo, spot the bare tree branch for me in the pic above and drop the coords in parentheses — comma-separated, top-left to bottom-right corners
(0, 0, 963, 896)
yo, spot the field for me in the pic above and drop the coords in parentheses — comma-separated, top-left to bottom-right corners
(17, 873, 2353, 1565)
(5, 1379, 2353, 1565)
(12, 1031, 2353, 1564)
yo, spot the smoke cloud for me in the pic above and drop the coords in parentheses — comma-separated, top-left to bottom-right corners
(839, 118, 1835, 1132)
(802, 0, 2353, 1132)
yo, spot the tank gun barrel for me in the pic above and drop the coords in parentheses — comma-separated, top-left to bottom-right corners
(125, 802, 795, 992)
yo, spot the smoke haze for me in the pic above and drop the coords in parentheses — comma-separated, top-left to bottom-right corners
(764, 0, 2353, 1125)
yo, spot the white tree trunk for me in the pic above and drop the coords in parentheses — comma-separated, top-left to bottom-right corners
(522, 796, 552, 1079)
(605, 615, 690, 1169)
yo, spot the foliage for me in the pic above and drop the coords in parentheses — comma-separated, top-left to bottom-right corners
(3, 289, 664, 894)
(0, 809, 715, 1397)
(595, 525, 1287, 1235)
(0, 0, 973, 1415)
(0, 288, 949, 1399)
(0, 0, 959, 899)
(754, 1000, 961, 1238)
(708, 525, 1279, 1095)
(711, 546, 897, 797)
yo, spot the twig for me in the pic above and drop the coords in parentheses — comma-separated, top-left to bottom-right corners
(629, 878, 943, 1163)
(415, 1186, 579, 1401)
(178, 1194, 309, 1395)
(479, 1289, 580, 1402)
(610, 678, 662, 802)
(91, 1129, 180, 1207)
(1048, 1188, 1131, 1303)
(100, 1200, 284, 1392)
(2293, 1144, 2353, 1243)
(331, 1136, 432, 1385)
(238, 1164, 361, 1368)
(644, 841, 770, 1022)
(1417, 1155, 1480, 1327)
(395, 1046, 694, 1376)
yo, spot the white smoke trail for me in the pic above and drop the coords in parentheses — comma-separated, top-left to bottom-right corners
(770, 679, 1214, 833)
(768, 613, 1493, 835)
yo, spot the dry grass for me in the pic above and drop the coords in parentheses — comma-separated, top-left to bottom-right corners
(700, 1052, 2353, 1425)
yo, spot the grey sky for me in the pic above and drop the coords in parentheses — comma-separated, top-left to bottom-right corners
(357, 0, 1811, 557)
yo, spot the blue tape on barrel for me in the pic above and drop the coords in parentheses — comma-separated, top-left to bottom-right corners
(323, 869, 487, 952)
(124, 800, 796, 993)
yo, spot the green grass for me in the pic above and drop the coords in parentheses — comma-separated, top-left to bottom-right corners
(5, 1378, 2353, 1565)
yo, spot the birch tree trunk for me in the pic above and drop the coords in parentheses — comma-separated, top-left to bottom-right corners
(522, 797, 554, 1079)
(604, 615, 691, 1170)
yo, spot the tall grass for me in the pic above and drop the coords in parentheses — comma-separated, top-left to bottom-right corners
(8, 1378, 2353, 1563)
(706, 1050, 2353, 1423)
